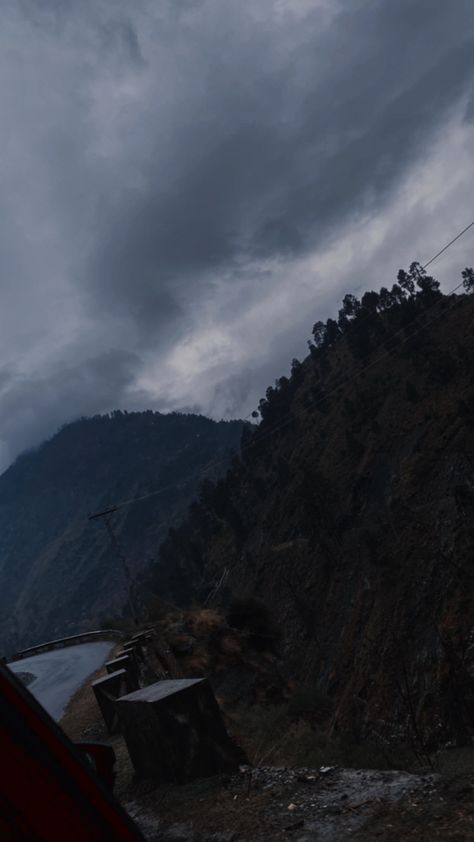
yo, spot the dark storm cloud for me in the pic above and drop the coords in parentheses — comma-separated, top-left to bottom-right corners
(1, 0, 474, 470)
(84, 0, 474, 329)
(0, 350, 141, 469)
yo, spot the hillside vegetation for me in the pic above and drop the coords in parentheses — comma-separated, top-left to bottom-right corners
(154, 265, 474, 751)
(0, 411, 243, 653)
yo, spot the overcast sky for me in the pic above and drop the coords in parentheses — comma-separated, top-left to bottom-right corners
(1, 0, 473, 472)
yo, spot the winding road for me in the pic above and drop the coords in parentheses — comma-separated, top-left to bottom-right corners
(8, 640, 114, 720)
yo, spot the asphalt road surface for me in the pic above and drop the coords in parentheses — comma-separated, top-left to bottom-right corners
(8, 641, 114, 720)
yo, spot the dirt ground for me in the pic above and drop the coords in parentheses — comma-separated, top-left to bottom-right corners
(121, 765, 474, 842)
(60, 663, 474, 842)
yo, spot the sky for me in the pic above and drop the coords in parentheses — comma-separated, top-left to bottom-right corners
(1, 0, 474, 472)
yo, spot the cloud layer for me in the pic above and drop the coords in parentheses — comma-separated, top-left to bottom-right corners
(1, 0, 474, 470)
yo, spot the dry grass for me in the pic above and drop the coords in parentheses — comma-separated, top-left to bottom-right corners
(183, 650, 212, 674)
(154, 607, 246, 678)
(228, 702, 420, 772)
(190, 608, 222, 635)
(218, 634, 242, 659)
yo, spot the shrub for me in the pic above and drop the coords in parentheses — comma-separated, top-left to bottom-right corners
(226, 596, 280, 652)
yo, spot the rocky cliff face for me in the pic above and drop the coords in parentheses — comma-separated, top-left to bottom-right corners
(157, 292, 474, 747)
(0, 411, 244, 653)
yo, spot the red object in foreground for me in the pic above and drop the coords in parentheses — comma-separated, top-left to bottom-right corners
(0, 662, 145, 841)
(76, 742, 117, 790)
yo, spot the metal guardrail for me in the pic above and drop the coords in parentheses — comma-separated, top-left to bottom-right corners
(9, 630, 125, 662)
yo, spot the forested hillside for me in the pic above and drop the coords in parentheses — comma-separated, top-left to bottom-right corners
(0, 411, 244, 653)
(154, 266, 474, 748)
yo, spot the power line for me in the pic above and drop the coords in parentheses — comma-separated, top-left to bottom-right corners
(88, 217, 474, 517)
(421, 219, 474, 270)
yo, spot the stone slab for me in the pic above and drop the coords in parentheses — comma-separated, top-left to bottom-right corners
(116, 678, 245, 782)
(119, 678, 201, 704)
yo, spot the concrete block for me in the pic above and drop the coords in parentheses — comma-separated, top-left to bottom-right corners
(122, 641, 144, 661)
(115, 678, 245, 782)
(91, 669, 135, 734)
(105, 655, 139, 688)
(116, 649, 139, 671)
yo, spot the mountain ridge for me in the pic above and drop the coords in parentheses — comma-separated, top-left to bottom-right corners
(154, 277, 474, 749)
(0, 410, 244, 653)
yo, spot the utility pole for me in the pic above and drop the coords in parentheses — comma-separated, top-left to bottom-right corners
(88, 506, 140, 627)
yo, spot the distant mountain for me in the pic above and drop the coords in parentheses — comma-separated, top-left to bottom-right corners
(0, 411, 244, 653)
(155, 277, 474, 748)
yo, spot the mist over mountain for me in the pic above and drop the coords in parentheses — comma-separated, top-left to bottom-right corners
(0, 410, 244, 654)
